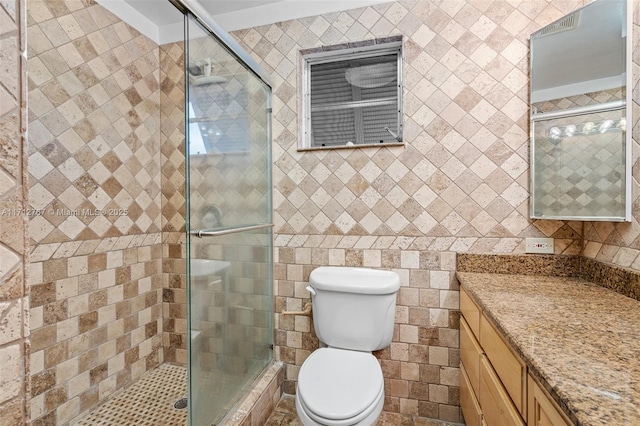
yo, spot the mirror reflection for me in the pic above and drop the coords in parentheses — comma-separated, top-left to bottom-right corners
(529, 0, 630, 222)
(530, 0, 626, 107)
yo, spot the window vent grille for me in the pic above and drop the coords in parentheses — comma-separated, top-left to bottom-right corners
(300, 39, 403, 150)
(539, 12, 580, 37)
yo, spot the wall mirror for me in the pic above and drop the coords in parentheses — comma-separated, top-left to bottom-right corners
(529, 0, 631, 221)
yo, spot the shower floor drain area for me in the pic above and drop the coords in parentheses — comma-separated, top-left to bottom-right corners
(174, 398, 188, 410)
(73, 364, 187, 425)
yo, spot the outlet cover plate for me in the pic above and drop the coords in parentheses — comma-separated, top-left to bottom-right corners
(525, 238, 554, 254)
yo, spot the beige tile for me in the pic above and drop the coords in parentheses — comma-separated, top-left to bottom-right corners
(428, 347, 448, 367)
(0, 344, 22, 401)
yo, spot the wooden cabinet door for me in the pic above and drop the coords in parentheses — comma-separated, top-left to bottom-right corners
(479, 355, 525, 426)
(461, 287, 481, 337)
(460, 317, 483, 394)
(528, 375, 571, 426)
(480, 313, 527, 415)
(460, 363, 482, 426)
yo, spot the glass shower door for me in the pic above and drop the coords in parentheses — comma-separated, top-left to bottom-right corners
(185, 14, 273, 426)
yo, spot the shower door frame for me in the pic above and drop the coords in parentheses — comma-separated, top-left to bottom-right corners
(171, 1, 274, 424)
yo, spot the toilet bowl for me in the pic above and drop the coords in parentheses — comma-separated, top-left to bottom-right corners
(294, 267, 400, 426)
(295, 348, 384, 426)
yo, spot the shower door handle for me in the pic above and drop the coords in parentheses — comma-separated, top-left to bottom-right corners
(191, 223, 274, 238)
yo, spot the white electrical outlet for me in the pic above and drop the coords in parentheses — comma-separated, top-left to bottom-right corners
(525, 238, 554, 254)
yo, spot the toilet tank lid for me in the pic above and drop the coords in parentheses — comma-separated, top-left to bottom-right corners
(309, 267, 400, 295)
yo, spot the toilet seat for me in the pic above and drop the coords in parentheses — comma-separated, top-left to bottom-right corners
(297, 348, 384, 425)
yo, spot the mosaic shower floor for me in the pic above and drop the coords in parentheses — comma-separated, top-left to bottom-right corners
(71, 363, 262, 426)
(71, 364, 188, 426)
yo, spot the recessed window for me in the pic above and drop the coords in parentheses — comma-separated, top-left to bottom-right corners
(299, 37, 403, 150)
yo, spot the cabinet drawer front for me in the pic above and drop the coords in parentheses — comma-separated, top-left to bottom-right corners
(480, 313, 526, 415)
(460, 316, 482, 394)
(460, 363, 482, 426)
(461, 287, 481, 337)
(528, 375, 571, 426)
(479, 355, 525, 426)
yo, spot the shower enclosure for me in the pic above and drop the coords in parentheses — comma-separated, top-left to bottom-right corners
(179, 4, 274, 425)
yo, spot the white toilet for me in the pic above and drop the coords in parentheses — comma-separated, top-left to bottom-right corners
(295, 266, 401, 426)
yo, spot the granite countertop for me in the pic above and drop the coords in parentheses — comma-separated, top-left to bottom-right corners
(457, 272, 640, 426)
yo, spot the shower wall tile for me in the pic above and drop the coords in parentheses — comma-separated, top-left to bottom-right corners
(0, 0, 30, 423)
(160, 41, 186, 235)
(231, 0, 587, 421)
(582, 2, 640, 271)
(28, 235, 164, 424)
(27, 1, 164, 423)
(159, 41, 187, 365)
(27, 0, 162, 247)
(162, 231, 187, 365)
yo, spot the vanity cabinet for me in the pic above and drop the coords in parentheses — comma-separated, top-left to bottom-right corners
(460, 287, 571, 426)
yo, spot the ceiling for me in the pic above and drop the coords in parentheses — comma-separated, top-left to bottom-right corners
(96, 0, 390, 44)
(123, 0, 286, 26)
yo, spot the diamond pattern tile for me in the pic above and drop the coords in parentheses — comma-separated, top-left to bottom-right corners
(27, 0, 161, 246)
(231, 0, 573, 241)
(16, 1, 640, 425)
(533, 88, 625, 114)
(160, 42, 186, 233)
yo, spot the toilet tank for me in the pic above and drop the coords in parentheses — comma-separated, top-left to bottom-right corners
(308, 267, 400, 352)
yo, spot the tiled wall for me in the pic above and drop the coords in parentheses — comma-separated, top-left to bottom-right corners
(582, 3, 640, 270)
(0, 0, 30, 423)
(26, 1, 164, 423)
(232, 0, 588, 421)
(532, 88, 625, 113)
(159, 41, 188, 365)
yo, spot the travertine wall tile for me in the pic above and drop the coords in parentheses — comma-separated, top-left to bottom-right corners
(582, 2, 640, 271)
(27, 0, 161, 246)
(0, 0, 29, 423)
(159, 40, 187, 365)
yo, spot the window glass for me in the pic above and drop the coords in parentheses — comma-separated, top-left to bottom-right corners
(301, 39, 403, 150)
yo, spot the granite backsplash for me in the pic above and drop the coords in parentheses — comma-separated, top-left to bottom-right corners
(457, 253, 640, 302)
